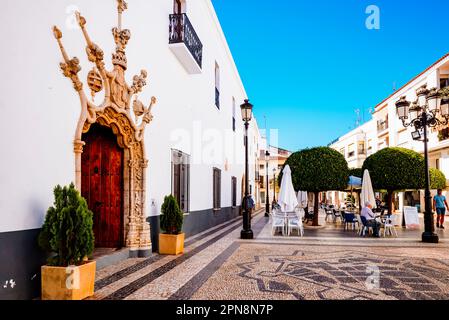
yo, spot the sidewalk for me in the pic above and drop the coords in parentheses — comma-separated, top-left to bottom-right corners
(89, 210, 449, 300)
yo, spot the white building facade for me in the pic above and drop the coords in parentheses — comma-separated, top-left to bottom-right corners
(329, 53, 449, 211)
(0, 0, 264, 299)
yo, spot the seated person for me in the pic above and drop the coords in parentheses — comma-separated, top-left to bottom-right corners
(361, 201, 381, 237)
(271, 200, 279, 211)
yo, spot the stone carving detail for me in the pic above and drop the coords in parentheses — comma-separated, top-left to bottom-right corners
(53, 1, 156, 254)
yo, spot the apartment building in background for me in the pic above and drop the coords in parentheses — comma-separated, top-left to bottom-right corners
(329, 53, 449, 211)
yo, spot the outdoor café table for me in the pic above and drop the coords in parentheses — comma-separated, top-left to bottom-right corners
(375, 215, 387, 223)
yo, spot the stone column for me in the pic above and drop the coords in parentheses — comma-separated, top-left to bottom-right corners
(138, 159, 152, 257)
(73, 140, 85, 190)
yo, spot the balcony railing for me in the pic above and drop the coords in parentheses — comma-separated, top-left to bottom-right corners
(169, 14, 203, 69)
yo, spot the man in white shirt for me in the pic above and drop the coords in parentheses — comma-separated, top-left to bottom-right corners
(361, 201, 380, 237)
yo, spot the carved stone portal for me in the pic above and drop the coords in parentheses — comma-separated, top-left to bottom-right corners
(53, 0, 156, 255)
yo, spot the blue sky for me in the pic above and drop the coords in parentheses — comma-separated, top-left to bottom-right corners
(211, 0, 449, 151)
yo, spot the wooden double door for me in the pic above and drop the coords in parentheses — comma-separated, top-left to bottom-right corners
(81, 124, 124, 248)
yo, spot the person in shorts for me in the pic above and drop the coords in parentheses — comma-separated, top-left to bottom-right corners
(433, 189, 448, 229)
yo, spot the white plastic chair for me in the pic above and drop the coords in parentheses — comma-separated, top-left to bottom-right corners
(325, 208, 334, 222)
(271, 212, 286, 236)
(295, 207, 305, 220)
(357, 214, 373, 236)
(288, 211, 304, 237)
(382, 215, 398, 237)
(355, 214, 363, 234)
(333, 210, 343, 223)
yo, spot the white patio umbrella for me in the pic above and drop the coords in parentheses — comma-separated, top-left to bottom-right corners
(361, 169, 376, 208)
(278, 165, 299, 212)
(297, 191, 308, 209)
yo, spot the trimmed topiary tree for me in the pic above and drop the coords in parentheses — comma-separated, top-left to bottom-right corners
(38, 183, 94, 266)
(280, 147, 349, 226)
(362, 147, 426, 214)
(430, 167, 447, 190)
(160, 195, 184, 235)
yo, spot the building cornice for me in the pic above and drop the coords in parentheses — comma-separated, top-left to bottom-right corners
(373, 53, 449, 115)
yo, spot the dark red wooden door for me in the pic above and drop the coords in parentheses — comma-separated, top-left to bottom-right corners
(81, 124, 123, 248)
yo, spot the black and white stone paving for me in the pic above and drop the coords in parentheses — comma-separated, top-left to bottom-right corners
(89, 210, 449, 300)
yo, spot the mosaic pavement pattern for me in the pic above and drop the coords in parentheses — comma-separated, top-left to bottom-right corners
(90, 211, 449, 300)
(194, 244, 449, 300)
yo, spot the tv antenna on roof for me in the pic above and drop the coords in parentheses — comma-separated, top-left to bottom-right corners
(355, 108, 361, 127)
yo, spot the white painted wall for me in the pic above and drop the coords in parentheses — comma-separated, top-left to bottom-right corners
(0, 0, 258, 232)
(329, 120, 373, 168)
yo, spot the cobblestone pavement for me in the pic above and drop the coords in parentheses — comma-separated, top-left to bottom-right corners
(89, 210, 449, 300)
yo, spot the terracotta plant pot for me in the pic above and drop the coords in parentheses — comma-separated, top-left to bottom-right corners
(41, 261, 96, 300)
(159, 233, 185, 255)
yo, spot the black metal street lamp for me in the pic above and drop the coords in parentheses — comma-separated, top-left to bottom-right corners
(273, 168, 277, 203)
(395, 85, 449, 243)
(240, 99, 254, 239)
(265, 150, 270, 217)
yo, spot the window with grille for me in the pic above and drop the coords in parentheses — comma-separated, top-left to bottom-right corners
(173, 0, 184, 14)
(215, 62, 220, 109)
(232, 97, 236, 131)
(358, 141, 365, 154)
(213, 168, 221, 210)
(172, 149, 190, 213)
(348, 144, 355, 158)
(231, 176, 237, 207)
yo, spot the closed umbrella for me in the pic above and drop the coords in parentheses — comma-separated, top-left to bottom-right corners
(278, 165, 299, 212)
(297, 191, 308, 208)
(361, 169, 376, 208)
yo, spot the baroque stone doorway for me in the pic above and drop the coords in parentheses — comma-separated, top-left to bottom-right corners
(53, 1, 156, 257)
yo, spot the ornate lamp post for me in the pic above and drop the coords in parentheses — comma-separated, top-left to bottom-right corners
(395, 85, 449, 243)
(241, 99, 254, 239)
(265, 150, 270, 217)
(273, 168, 277, 203)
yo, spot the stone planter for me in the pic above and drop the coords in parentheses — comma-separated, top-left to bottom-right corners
(159, 233, 185, 255)
(41, 261, 96, 300)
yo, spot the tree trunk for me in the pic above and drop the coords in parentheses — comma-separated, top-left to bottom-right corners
(313, 191, 319, 226)
(387, 190, 394, 215)
(356, 190, 362, 212)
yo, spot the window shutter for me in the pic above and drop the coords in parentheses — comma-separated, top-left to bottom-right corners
(213, 168, 222, 209)
(185, 163, 190, 212)
(180, 163, 186, 211)
(172, 150, 190, 213)
(173, 161, 180, 206)
(232, 177, 237, 207)
(218, 170, 221, 208)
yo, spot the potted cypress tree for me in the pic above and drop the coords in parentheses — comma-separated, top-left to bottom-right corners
(159, 195, 184, 255)
(38, 183, 95, 300)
